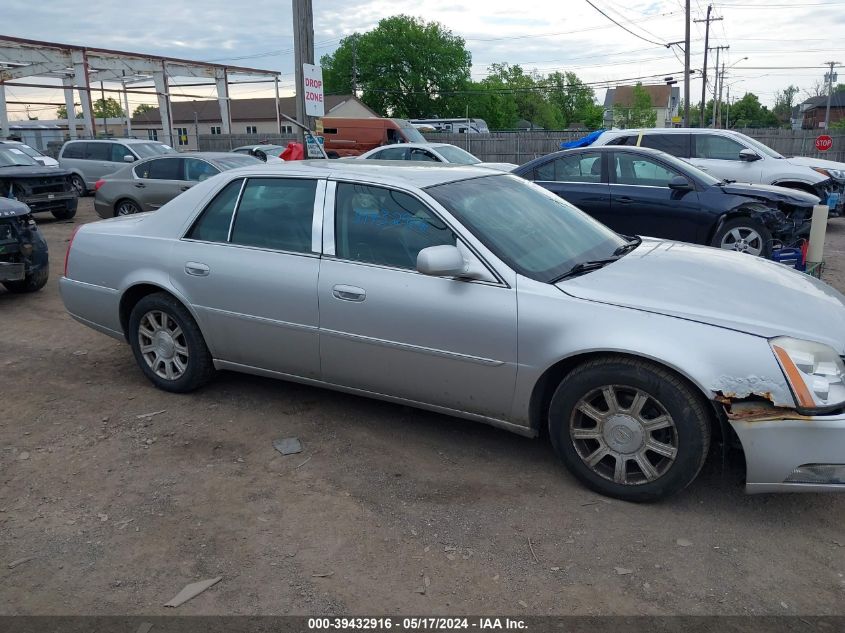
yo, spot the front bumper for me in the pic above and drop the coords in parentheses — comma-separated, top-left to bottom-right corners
(730, 413, 845, 493)
(21, 193, 77, 214)
(0, 260, 25, 282)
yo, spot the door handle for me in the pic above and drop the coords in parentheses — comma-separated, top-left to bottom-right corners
(185, 262, 210, 277)
(134, 183, 146, 188)
(617, 196, 633, 204)
(332, 284, 366, 302)
(180, 185, 191, 191)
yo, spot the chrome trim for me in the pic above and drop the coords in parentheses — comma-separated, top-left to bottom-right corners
(312, 179, 327, 254)
(213, 359, 535, 437)
(199, 305, 318, 332)
(322, 180, 337, 256)
(321, 254, 506, 288)
(226, 178, 248, 242)
(320, 327, 505, 366)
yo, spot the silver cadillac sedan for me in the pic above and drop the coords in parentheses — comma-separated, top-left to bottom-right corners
(60, 161, 845, 501)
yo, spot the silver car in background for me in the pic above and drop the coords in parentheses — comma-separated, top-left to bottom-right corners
(357, 142, 518, 171)
(93, 152, 260, 218)
(61, 161, 845, 500)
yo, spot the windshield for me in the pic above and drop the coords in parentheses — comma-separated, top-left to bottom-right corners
(733, 133, 784, 159)
(427, 175, 626, 283)
(132, 142, 178, 158)
(0, 146, 39, 167)
(435, 145, 481, 165)
(13, 144, 46, 159)
(393, 120, 427, 143)
(213, 155, 262, 170)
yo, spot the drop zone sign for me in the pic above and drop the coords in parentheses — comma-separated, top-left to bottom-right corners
(303, 64, 325, 117)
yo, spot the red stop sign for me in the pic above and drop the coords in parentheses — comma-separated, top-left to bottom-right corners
(815, 134, 833, 151)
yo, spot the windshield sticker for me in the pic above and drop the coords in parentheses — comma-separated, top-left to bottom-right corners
(8, 148, 26, 155)
(353, 208, 430, 235)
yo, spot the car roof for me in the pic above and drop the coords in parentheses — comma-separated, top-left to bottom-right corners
(226, 159, 505, 188)
(600, 128, 739, 136)
(66, 138, 167, 144)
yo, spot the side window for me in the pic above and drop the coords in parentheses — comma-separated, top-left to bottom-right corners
(613, 153, 680, 187)
(186, 179, 244, 242)
(373, 147, 407, 160)
(694, 134, 745, 161)
(605, 135, 636, 146)
(230, 178, 317, 253)
(534, 160, 555, 181)
(84, 143, 110, 161)
(140, 157, 183, 180)
(408, 148, 439, 162)
(547, 153, 602, 183)
(111, 143, 134, 163)
(639, 134, 690, 158)
(184, 158, 220, 182)
(335, 183, 456, 270)
(62, 142, 84, 159)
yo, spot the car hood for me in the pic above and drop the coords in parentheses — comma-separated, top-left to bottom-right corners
(557, 238, 845, 352)
(0, 166, 72, 178)
(478, 162, 520, 171)
(787, 155, 845, 175)
(718, 181, 819, 205)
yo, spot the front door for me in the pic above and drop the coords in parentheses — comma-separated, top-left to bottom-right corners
(171, 176, 323, 379)
(689, 133, 764, 183)
(609, 150, 704, 243)
(317, 181, 518, 419)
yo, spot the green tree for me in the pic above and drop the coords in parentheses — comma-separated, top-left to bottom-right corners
(321, 15, 471, 118)
(133, 103, 156, 117)
(546, 71, 604, 129)
(57, 97, 124, 120)
(613, 83, 656, 128)
(56, 104, 83, 119)
(726, 92, 778, 128)
(773, 85, 799, 126)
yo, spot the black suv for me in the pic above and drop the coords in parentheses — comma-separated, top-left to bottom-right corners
(0, 144, 78, 220)
(0, 198, 49, 293)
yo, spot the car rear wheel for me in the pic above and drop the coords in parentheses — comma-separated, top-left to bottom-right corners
(115, 199, 141, 216)
(711, 217, 772, 257)
(548, 356, 711, 502)
(70, 174, 86, 197)
(128, 292, 215, 393)
(51, 207, 76, 220)
(3, 267, 48, 293)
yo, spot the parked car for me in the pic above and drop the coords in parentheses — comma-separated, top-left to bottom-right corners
(590, 128, 844, 217)
(318, 117, 427, 157)
(61, 161, 845, 500)
(358, 142, 518, 171)
(0, 140, 59, 167)
(232, 144, 287, 163)
(93, 152, 261, 218)
(513, 146, 817, 257)
(0, 144, 78, 220)
(0, 197, 48, 293)
(58, 139, 177, 196)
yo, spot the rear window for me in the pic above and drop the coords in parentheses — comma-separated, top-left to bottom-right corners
(84, 143, 111, 161)
(187, 179, 244, 242)
(61, 142, 84, 159)
(639, 133, 690, 158)
(605, 135, 637, 146)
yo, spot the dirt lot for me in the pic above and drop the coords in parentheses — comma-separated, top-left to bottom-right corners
(1, 198, 844, 616)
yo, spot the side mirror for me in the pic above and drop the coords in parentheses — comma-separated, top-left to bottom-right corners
(417, 245, 467, 277)
(668, 175, 693, 191)
(123, 154, 136, 163)
(739, 149, 760, 162)
(253, 149, 268, 162)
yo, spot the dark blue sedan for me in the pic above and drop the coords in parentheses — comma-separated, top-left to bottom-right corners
(513, 146, 817, 257)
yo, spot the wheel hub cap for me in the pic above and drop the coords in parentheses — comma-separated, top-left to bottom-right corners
(137, 310, 189, 381)
(603, 414, 645, 453)
(153, 331, 176, 359)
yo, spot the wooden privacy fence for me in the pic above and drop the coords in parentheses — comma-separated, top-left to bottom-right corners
(196, 129, 845, 165)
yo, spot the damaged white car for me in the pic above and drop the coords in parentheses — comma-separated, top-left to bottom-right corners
(59, 163, 845, 501)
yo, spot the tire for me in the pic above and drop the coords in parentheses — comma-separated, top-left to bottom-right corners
(711, 217, 772, 257)
(128, 292, 215, 393)
(51, 207, 77, 220)
(548, 356, 711, 502)
(115, 199, 141, 217)
(70, 174, 86, 197)
(3, 267, 49, 293)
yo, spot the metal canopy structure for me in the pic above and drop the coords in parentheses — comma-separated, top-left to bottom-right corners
(0, 34, 281, 147)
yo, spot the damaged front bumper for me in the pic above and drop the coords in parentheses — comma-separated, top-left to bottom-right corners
(726, 402, 845, 493)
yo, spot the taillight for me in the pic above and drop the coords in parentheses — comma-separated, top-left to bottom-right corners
(94, 179, 105, 192)
(64, 225, 81, 277)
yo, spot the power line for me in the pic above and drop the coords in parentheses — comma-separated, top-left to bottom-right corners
(582, 0, 668, 46)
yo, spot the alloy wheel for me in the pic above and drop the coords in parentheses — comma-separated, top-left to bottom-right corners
(570, 385, 678, 485)
(720, 227, 763, 256)
(117, 201, 138, 216)
(137, 310, 189, 381)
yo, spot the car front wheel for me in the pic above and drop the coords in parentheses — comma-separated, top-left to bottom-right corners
(711, 217, 772, 257)
(549, 356, 711, 502)
(128, 292, 215, 393)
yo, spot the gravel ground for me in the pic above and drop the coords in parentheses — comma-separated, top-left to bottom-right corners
(1, 198, 844, 615)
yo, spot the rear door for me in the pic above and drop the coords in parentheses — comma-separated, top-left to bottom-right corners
(132, 157, 186, 209)
(528, 151, 611, 223)
(609, 150, 704, 242)
(80, 142, 116, 185)
(690, 133, 764, 183)
(638, 133, 691, 159)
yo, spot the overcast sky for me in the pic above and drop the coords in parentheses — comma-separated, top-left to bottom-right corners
(3, 0, 843, 120)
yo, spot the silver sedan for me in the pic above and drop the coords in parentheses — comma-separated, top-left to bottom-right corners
(61, 161, 845, 500)
(93, 152, 260, 218)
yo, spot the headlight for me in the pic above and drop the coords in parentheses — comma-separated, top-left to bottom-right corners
(770, 337, 845, 410)
(811, 166, 845, 180)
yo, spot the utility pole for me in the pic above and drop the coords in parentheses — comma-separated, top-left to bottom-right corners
(99, 80, 108, 137)
(694, 5, 722, 127)
(683, 0, 691, 126)
(293, 0, 315, 145)
(823, 60, 840, 130)
(716, 61, 725, 128)
(726, 85, 731, 128)
(351, 33, 358, 97)
(710, 45, 729, 127)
